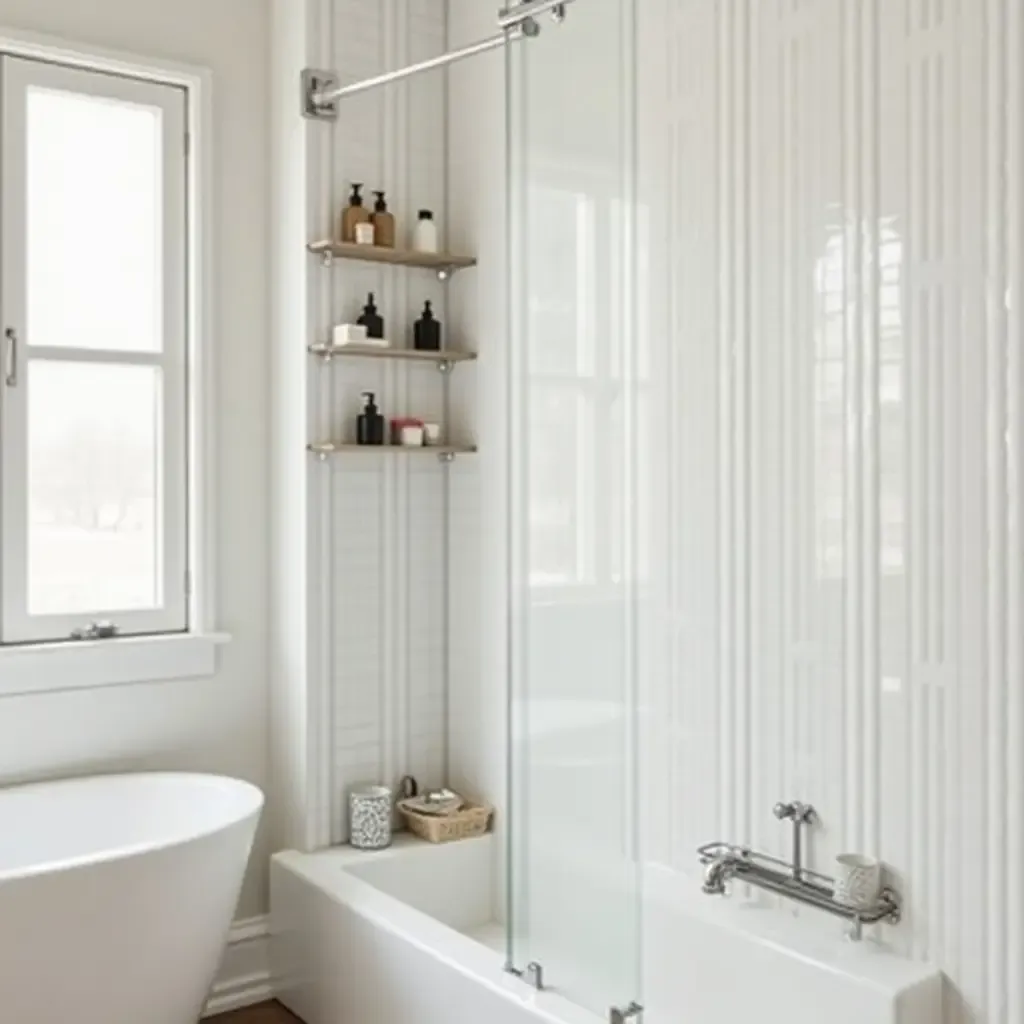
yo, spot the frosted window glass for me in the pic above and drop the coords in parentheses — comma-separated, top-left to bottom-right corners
(27, 361, 161, 615)
(27, 87, 163, 353)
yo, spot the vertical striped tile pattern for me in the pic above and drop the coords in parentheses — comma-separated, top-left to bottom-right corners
(647, 1, 1023, 1020)
(314, 0, 452, 842)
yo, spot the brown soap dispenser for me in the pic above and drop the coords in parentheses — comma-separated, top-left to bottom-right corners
(372, 191, 396, 248)
(340, 183, 371, 243)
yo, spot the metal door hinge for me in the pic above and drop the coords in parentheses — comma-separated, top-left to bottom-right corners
(610, 1003, 644, 1024)
(505, 961, 545, 991)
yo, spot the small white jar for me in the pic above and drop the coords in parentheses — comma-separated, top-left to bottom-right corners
(412, 209, 439, 253)
(355, 221, 376, 246)
(422, 422, 442, 446)
(399, 423, 425, 447)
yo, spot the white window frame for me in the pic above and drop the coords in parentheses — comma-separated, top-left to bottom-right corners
(0, 56, 188, 643)
(0, 28, 226, 694)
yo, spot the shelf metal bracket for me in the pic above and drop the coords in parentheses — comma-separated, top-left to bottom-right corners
(436, 359, 454, 375)
(302, 69, 340, 122)
(438, 451, 456, 464)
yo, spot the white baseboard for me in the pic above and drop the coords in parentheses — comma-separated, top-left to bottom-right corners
(203, 915, 273, 1018)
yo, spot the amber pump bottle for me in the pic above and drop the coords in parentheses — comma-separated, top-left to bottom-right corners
(372, 191, 396, 248)
(340, 183, 371, 243)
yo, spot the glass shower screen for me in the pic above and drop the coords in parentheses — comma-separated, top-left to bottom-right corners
(505, 0, 641, 1016)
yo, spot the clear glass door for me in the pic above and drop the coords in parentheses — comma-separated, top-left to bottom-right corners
(506, 0, 641, 1015)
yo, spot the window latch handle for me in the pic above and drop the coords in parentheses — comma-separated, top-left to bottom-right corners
(4, 327, 17, 387)
(70, 621, 120, 641)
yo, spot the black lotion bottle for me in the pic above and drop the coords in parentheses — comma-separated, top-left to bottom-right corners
(414, 300, 442, 352)
(357, 391, 385, 445)
(357, 293, 385, 340)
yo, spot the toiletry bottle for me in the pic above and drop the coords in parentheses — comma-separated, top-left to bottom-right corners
(357, 293, 385, 340)
(412, 209, 439, 253)
(414, 301, 442, 351)
(372, 191, 396, 248)
(357, 392, 385, 445)
(340, 183, 371, 243)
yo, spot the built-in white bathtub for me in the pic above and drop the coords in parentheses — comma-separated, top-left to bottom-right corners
(0, 772, 263, 1024)
(272, 836, 600, 1024)
(271, 835, 943, 1024)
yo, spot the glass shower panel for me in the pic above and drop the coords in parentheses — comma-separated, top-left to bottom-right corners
(507, 0, 640, 1015)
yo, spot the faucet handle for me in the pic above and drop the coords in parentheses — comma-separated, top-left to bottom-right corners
(773, 801, 817, 824)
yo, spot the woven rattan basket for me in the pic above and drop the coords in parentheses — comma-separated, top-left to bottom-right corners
(398, 799, 493, 844)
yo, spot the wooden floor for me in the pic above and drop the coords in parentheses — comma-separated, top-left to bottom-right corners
(210, 1001, 304, 1024)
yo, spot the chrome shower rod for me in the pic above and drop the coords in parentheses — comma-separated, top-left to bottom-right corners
(325, 26, 528, 105)
(301, 0, 575, 121)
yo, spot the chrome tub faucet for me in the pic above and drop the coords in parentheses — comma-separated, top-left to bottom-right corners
(697, 801, 902, 941)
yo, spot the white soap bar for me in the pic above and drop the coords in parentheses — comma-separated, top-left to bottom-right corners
(332, 323, 368, 347)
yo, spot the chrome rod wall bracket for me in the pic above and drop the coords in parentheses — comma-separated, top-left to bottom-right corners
(302, 69, 340, 123)
(498, 0, 576, 29)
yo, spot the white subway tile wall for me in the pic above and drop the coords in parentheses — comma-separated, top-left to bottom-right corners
(315, 0, 456, 841)
(637, 1, 1024, 1021)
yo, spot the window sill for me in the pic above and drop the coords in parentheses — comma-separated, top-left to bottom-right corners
(0, 632, 231, 698)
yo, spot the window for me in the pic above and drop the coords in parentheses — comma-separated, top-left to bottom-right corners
(0, 56, 189, 646)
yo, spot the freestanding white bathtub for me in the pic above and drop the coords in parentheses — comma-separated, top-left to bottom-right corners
(0, 772, 263, 1024)
(271, 834, 944, 1024)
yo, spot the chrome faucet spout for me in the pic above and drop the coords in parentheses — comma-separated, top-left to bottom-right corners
(702, 854, 739, 895)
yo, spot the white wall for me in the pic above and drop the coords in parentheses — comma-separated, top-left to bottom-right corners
(0, 0, 271, 918)
(639, 3, 1023, 1021)
(274, 0, 472, 850)
(446, 0, 507, 849)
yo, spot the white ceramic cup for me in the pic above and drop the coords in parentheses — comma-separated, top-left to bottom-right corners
(423, 422, 442, 446)
(833, 853, 882, 909)
(349, 785, 393, 850)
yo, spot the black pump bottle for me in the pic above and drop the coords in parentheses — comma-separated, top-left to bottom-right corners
(357, 391, 385, 445)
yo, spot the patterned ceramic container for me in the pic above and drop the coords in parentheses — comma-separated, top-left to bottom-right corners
(349, 785, 393, 850)
(833, 853, 882, 910)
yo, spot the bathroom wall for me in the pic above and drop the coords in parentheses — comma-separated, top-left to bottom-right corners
(445, 0, 508, 853)
(282, 0, 470, 846)
(637, 1, 1024, 1021)
(0, 0, 271, 918)
(449, 0, 1024, 1021)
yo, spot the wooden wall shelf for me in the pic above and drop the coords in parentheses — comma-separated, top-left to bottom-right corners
(308, 442, 477, 461)
(308, 343, 477, 366)
(308, 241, 477, 277)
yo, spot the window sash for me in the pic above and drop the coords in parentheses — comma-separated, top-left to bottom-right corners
(0, 56, 188, 644)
